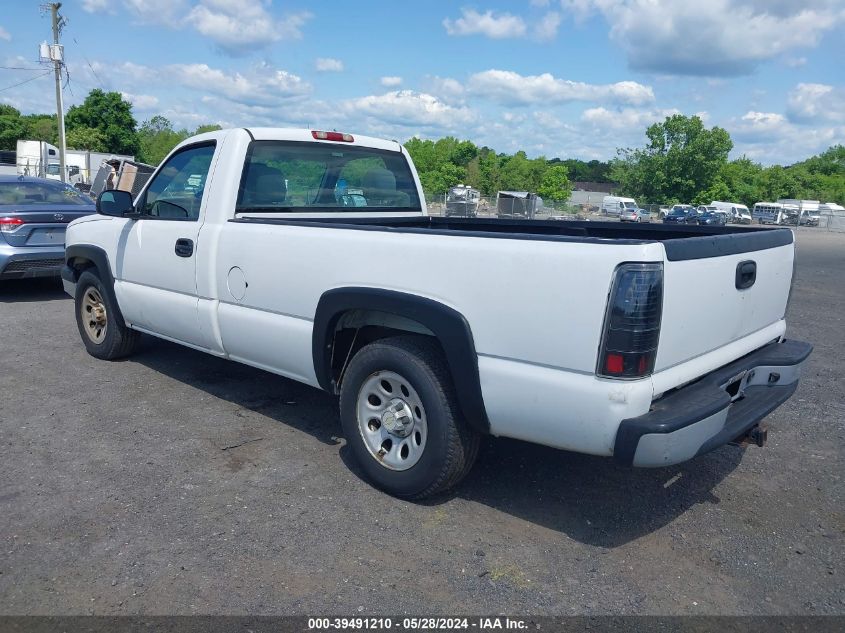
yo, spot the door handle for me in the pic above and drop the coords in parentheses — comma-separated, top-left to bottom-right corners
(736, 260, 756, 290)
(175, 238, 194, 258)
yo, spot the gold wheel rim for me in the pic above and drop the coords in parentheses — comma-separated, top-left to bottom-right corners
(80, 287, 108, 344)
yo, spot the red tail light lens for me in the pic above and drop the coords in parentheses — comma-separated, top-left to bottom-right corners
(0, 217, 24, 233)
(597, 262, 663, 379)
(311, 131, 354, 142)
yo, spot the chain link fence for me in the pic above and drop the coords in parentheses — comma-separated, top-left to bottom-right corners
(821, 211, 845, 232)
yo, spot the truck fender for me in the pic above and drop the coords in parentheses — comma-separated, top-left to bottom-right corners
(64, 244, 127, 329)
(313, 287, 490, 435)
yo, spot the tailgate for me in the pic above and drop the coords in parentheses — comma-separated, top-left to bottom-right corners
(655, 229, 794, 371)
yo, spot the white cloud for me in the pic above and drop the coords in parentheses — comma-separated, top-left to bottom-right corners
(186, 0, 311, 54)
(581, 106, 681, 129)
(535, 11, 562, 40)
(120, 92, 160, 110)
(467, 69, 654, 106)
(81, 0, 112, 13)
(443, 8, 527, 39)
(787, 83, 845, 124)
(424, 76, 467, 104)
(167, 62, 311, 106)
(380, 76, 403, 87)
(728, 109, 843, 163)
(739, 111, 787, 130)
(343, 90, 476, 129)
(560, 0, 845, 76)
(315, 57, 344, 72)
(0, 25, 10, 41)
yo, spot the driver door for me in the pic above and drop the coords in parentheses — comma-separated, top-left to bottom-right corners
(113, 142, 217, 349)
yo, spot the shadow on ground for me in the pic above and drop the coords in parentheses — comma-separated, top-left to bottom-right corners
(0, 278, 68, 303)
(132, 334, 742, 548)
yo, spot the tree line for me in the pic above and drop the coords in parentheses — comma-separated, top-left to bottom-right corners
(0, 89, 219, 165)
(1, 89, 842, 205)
(609, 114, 845, 207)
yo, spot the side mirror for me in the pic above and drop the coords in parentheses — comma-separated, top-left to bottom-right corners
(97, 190, 135, 217)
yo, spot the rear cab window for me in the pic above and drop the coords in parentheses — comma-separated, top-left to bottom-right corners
(235, 141, 422, 214)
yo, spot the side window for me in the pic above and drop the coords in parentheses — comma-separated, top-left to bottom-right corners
(139, 143, 216, 220)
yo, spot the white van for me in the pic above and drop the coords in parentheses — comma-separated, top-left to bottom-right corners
(711, 201, 751, 224)
(601, 196, 637, 216)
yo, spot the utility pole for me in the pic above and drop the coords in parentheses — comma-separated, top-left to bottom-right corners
(48, 2, 67, 183)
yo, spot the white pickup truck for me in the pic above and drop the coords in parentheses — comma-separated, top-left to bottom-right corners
(62, 128, 812, 499)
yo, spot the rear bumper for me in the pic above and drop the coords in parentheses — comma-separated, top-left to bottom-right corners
(614, 339, 813, 467)
(0, 243, 66, 279)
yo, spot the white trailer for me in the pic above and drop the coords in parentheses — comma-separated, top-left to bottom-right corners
(15, 140, 60, 178)
(65, 150, 135, 189)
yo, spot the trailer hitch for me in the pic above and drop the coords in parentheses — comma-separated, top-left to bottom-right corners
(730, 424, 768, 448)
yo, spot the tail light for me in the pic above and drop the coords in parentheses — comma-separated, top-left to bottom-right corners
(597, 262, 663, 379)
(311, 131, 354, 142)
(0, 217, 24, 233)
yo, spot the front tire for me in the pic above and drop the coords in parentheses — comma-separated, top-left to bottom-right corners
(339, 336, 480, 500)
(74, 269, 140, 360)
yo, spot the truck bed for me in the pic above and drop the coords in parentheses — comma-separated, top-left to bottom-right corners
(231, 215, 793, 260)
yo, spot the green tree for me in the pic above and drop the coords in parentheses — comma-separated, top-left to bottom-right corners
(613, 114, 733, 203)
(65, 89, 139, 155)
(65, 126, 107, 151)
(194, 124, 223, 135)
(537, 165, 572, 202)
(499, 151, 533, 191)
(137, 116, 187, 165)
(419, 163, 466, 198)
(23, 114, 58, 144)
(0, 106, 27, 151)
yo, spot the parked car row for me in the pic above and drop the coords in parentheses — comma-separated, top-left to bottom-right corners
(602, 197, 753, 225)
(661, 203, 752, 226)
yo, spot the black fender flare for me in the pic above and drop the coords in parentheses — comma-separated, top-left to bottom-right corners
(64, 244, 127, 329)
(313, 287, 490, 435)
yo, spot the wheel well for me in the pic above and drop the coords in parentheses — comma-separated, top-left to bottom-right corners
(68, 256, 96, 276)
(330, 310, 437, 388)
(313, 287, 490, 434)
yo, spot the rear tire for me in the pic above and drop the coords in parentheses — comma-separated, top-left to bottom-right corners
(339, 336, 480, 500)
(74, 269, 140, 360)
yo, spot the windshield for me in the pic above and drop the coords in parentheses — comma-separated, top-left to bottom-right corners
(623, 201, 636, 209)
(669, 209, 686, 216)
(0, 180, 94, 206)
(236, 141, 422, 213)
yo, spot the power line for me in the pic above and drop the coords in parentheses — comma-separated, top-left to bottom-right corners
(0, 71, 52, 92)
(0, 65, 44, 71)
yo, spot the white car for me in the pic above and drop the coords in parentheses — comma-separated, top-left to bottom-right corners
(61, 128, 812, 499)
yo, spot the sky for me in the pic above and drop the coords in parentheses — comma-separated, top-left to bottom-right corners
(0, 0, 843, 165)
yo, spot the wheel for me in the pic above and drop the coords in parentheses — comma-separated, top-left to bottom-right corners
(339, 336, 480, 500)
(74, 269, 140, 360)
(636, 217, 642, 223)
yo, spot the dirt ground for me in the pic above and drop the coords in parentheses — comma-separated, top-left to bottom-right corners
(0, 228, 842, 616)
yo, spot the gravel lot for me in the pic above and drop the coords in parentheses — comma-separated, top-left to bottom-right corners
(0, 228, 842, 616)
